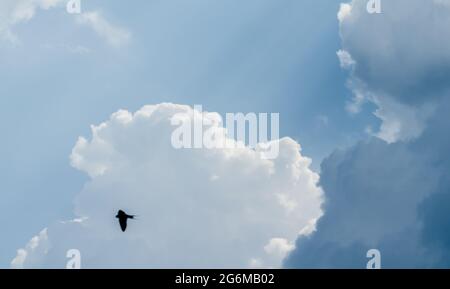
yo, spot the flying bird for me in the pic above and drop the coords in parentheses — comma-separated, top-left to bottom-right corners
(115, 210, 135, 232)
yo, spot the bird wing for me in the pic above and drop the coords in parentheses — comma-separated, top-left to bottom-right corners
(119, 217, 127, 232)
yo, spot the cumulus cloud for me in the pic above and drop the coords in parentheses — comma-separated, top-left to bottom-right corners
(286, 0, 450, 268)
(12, 103, 323, 268)
(286, 98, 450, 268)
(285, 138, 440, 268)
(338, 0, 450, 142)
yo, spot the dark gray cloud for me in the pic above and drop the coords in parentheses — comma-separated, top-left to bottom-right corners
(339, 0, 450, 105)
(338, 0, 450, 142)
(285, 0, 450, 268)
(286, 97, 450, 268)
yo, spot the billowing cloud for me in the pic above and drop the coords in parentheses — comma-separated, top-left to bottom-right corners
(338, 0, 450, 142)
(286, 97, 450, 268)
(285, 138, 436, 268)
(12, 103, 323, 268)
(286, 0, 450, 268)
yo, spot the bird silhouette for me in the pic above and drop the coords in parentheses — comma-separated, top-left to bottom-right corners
(115, 210, 135, 232)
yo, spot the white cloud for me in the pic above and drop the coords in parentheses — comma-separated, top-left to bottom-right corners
(373, 97, 436, 143)
(337, 49, 355, 70)
(264, 238, 295, 260)
(76, 11, 131, 47)
(11, 228, 49, 269)
(337, 3, 352, 23)
(0, 1, 130, 48)
(0, 0, 63, 43)
(13, 103, 323, 268)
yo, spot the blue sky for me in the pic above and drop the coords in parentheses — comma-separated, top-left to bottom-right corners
(7, 0, 447, 269)
(0, 0, 377, 266)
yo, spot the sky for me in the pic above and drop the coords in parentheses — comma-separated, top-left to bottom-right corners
(1, 0, 449, 268)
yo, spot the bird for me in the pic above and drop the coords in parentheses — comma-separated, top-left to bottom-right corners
(115, 210, 135, 232)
